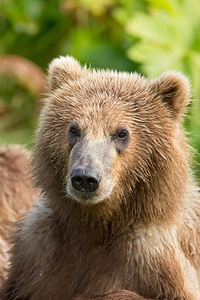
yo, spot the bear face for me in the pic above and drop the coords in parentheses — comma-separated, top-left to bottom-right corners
(32, 56, 190, 224)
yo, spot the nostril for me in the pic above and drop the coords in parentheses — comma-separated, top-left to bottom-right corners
(87, 177, 99, 192)
(74, 177, 82, 185)
(88, 177, 96, 186)
(72, 176, 83, 185)
(71, 176, 83, 190)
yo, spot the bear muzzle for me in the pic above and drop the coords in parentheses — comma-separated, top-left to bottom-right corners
(67, 138, 115, 204)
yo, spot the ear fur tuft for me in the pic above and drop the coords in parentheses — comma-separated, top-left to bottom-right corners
(48, 56, 82, 91)
(151, 71, 191, 118)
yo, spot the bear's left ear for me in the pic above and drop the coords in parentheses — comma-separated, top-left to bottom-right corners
(48, 56, 84, 91)
(150, 71, 191, 118)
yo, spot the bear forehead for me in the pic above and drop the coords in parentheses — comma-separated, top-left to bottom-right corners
(63, 70, 149, 95)
(50, 70, 153, 115)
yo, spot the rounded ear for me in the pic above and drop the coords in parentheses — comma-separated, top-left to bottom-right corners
(150, 71, 191, 118)
(48, 56, 83, 91)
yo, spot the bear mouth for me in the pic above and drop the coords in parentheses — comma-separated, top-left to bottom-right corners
(66, 181, 113, 205)
(68, 189, 103, 205)
(74, 190, 97, 203)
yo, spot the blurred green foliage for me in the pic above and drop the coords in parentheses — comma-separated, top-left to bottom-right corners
(0, 0, 200, 178)
(125, 0, 200, 153)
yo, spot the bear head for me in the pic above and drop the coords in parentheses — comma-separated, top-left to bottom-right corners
(32, 56, 191, 224)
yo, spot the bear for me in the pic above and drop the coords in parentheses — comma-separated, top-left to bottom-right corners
(0, 145, 39, 285)
(0, 56, 200, 300)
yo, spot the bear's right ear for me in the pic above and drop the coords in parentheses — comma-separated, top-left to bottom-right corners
(48, 56, 83, 91)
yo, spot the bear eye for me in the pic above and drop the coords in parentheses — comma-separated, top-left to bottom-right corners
(68, 123, 81, 146)
(69, 126, 80, 136)
(117, 129, 128, 140)
(112, 128, 130, 153)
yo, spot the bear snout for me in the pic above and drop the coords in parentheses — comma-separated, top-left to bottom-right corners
(70, 167, 101, 194)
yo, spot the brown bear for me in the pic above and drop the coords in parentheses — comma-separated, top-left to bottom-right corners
(0, 56, 200, 300)
(0, 145, 39, 285)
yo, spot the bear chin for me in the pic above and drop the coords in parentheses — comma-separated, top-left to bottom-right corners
(66, 183, 114, 205)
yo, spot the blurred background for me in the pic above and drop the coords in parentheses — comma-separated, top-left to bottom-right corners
(0, 0, 200, 179)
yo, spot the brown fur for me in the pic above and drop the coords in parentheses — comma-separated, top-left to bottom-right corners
(0, 145, 39, 285)
(1, 56, 200, 299)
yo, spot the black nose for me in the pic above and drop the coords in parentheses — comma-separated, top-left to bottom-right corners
(70, 168, 101, 193)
